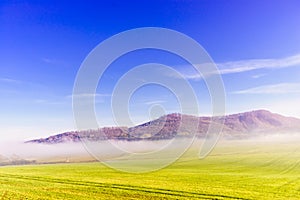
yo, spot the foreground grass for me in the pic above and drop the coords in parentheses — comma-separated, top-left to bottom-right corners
(0, 139, 299, 199)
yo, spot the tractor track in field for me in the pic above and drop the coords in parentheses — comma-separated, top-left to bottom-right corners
(278, 146, 300, 175)
(0, 173, 249, 200)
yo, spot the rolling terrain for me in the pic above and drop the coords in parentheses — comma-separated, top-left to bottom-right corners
(0, 139, 300, 199)
(1, 110, 300, 199)
(27, 110, 300, 144)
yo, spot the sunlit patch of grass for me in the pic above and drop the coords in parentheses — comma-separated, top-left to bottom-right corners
(0, 139, 299, 199)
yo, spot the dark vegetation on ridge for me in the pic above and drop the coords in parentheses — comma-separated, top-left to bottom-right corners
(26, 110, 300, 144)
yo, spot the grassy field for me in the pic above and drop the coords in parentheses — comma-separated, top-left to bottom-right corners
(0, 139, 299, 199)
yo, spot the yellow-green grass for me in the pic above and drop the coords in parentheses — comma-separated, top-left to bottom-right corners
(0, 139, 299, 199)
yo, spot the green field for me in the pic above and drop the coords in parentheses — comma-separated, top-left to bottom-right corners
(0, 139, 299, 199)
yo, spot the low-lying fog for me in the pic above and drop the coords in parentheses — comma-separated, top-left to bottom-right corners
(0, 133, 299, 165)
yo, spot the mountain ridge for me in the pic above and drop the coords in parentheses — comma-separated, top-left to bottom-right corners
(26, 110, 300, 144)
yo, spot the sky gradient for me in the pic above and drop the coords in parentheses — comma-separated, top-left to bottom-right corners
(1, 0, 300, 141)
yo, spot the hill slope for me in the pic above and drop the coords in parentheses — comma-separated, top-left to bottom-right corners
(26, 110, 300, 144)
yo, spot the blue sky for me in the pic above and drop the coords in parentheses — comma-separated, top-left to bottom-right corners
(1, 0, 300, 140)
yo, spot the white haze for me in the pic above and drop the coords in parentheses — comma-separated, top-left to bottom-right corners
(0, 140, 90, 160)
(0, 139, 185, 162)
(0, 133, 299, 164)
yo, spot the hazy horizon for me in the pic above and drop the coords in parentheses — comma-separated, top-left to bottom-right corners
(1, 108, 299, 143)
(1, 134, 300, 166)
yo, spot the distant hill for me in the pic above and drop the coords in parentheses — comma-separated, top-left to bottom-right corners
(26, 110, 300, 144)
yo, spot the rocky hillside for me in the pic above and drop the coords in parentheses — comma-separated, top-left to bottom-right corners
(26, 110, 300, 144)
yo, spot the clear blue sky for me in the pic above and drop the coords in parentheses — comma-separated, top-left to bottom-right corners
(1, 0, 300, 141)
